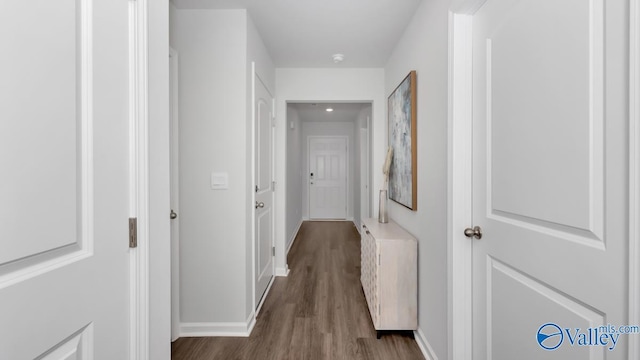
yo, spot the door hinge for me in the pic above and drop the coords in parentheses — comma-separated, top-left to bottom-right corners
(129, 217, 138, 248)
(272, 246, 275, 256)
(272, 181, 276, 191)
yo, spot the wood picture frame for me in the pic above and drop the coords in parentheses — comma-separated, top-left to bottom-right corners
(388, 70, 417, 210)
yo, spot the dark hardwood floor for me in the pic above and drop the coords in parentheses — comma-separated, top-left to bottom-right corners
(171, 221, 425, 360)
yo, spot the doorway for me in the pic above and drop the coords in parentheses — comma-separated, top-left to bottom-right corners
(284, 102, 372, 251)
(254, 72, 275, 310)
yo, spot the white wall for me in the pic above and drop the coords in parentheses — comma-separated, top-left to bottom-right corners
(171, 8, 249, 326)
(301, 122, 356, 220)
(285, 107, 303, 251)
(383, 0, 451, 359)
(274, 68, 385, 273)
(353, 118, 361, 228)
(353, 105, 372, 229)
(171, 7, 274, 332)
(169, 2, 178, 52)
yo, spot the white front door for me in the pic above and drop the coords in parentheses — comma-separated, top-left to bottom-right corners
(309, 137, 348, 220)
(0, 0, 131, 359)
(255, 74, 274, 307)
(472, 0, 629, 359)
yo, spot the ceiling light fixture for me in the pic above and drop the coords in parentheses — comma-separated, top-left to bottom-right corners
(326, 108, 334, 112)
(332, 53, 345, 63)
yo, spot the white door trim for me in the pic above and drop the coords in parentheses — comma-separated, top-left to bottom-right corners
(629, 1, 640, 358)
(447, 11, 473, 360)
(129, 0, 150, 358)
(307, 135, 349, 220)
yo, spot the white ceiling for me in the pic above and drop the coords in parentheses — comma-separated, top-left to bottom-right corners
(171, 0, 422, 67)
(289, 103, 369, 123)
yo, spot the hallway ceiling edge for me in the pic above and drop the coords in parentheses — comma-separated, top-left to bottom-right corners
(171, 0, 423, 67)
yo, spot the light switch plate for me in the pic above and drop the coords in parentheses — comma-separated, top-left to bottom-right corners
(211, 172, 228, 190)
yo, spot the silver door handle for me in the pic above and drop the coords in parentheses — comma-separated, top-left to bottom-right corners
(464, 226, 482, 239)
(255, 201, 265, 209)
(170, 210, 177, 219)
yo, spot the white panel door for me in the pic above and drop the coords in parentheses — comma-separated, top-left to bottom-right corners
(255, 74, 274, 307)
(472, 0, 628, 359)
(0, 0, 130, 359)
(309, 137, 347, 219)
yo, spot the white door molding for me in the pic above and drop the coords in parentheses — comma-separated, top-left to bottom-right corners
(447, 11, 473, 360)
(129, 0, 150, 358)
(629, 1, 640, 358)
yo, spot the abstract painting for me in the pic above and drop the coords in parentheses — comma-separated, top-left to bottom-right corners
(388, 71, 417, 210)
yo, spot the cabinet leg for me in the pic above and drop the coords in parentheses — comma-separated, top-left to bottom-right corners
(376, 330, 382, 339)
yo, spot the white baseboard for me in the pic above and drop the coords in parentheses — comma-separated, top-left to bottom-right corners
(414, 328, 439, 360)
(246, 313, 256, 335)
(180, 312, 256, 337)
(275, 265, 289, 277)
(286, 219, 304, 255)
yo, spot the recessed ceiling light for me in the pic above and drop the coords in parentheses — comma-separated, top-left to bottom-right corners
(332, 54, 345, 63)
(326, 108, 334, 112)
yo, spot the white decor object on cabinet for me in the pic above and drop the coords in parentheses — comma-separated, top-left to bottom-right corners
(360, 217, 417, 338)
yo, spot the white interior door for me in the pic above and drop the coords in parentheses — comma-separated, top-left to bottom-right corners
(472, 1, 629, 359)
(255, 74, 274, 307)
(309, 137, 348, 219)
(169, 48, 180, 342)
(0, 0, 131, 359)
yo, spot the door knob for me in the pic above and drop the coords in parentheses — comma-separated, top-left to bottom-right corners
(255, 201, 265, 209)
(170, 210, 178, 220)
(464, 226, 482, 239)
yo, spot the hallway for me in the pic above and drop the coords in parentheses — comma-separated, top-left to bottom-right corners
(171, 221, 424, 360)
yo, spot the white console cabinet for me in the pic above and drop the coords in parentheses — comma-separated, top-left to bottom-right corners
(360, 217, 417, 337)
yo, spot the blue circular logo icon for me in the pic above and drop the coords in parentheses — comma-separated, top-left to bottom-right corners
(537, 323, 563, 350)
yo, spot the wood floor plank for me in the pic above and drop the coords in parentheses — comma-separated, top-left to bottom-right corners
(171, 221, 425, 360)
